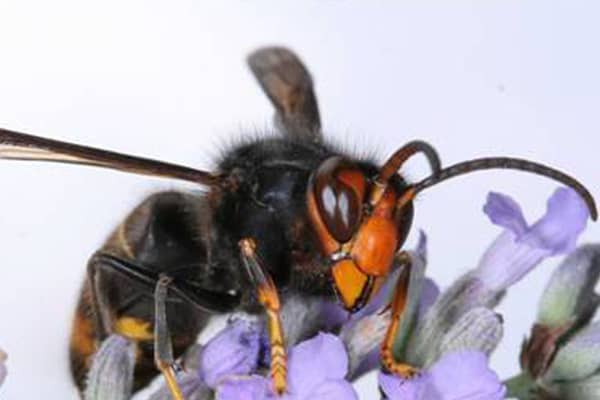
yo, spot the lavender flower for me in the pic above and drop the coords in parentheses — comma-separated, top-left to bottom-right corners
(216, 333, 357, 400)
(85, 334, 136, 400)
(476, 187, 588, 291)
(405, 188, 588, 367)
(147, 318, 263, 400)
(200, 318, 262, 388)
(146, 300, 360, 400)
(145, 319, 357, 400)
(148, 234, 434, 399)
(379, 351, 505, 400)
(380, 187, 588, 399)
(508, 245, 600, 400)
(78, 187, 593, 400)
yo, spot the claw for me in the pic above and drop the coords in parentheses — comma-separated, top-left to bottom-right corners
(382, 357, 420, 379)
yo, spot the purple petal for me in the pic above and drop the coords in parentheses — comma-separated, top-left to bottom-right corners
(476, 187, 588, 291)
(287, 333, 349, 397)
(379, 371, 427, 399)
(318, 301, 350, 331)
(217, 334, 355, 400)
(475, 231, 545, 291)
(426, 351, 506, 399)
(201, 319, 261, 388)
(484, 192, 528, 237)
(417, 278, 440, 322)
(416, 230, 428, 261)
(527, 187, 588, 255)
(307, 380, 358, 400)
(216, 375, 270, 400)
(380, 351, 505, 400)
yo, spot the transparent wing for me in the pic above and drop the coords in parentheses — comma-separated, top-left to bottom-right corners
(0, 128, 217, 185)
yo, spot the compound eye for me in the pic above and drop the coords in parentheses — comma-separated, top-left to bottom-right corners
(313, 157, 366, 243)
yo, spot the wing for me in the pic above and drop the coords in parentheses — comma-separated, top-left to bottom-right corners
(0, 128, 217, 185)
(248, 46, 322, 144)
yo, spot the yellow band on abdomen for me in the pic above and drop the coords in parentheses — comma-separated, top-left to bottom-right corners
(115, 317, 154, 341)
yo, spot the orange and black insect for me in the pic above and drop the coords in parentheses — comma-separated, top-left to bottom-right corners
(0, 47, 596, 398)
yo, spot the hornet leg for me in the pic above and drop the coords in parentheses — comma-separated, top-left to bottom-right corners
(239, 238, 287, 395)
(380, 251, 419, 378)
(154, 275, 185, 400)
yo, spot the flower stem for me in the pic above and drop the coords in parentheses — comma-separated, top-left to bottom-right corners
(504, 372, 536, 400)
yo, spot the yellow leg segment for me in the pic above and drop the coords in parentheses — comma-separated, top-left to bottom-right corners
(156, 361, 185, 400)
(240, 238, 287, 395)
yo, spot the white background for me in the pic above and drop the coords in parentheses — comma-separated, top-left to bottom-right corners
(0, 1, 598, 399)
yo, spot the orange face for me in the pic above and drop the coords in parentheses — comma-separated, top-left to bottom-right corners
(307, 157, 414, 312)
